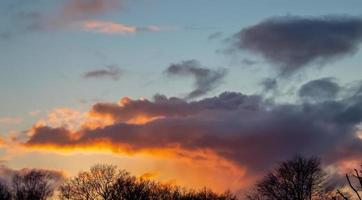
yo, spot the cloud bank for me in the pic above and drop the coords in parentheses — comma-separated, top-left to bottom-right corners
(24, 79, 362, 177)
(230, 16, 362, 76)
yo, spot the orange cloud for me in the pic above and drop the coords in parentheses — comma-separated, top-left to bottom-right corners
(19, 90, 362, 193)
(20, 0, 163, 36)
(33, 107, 114, 132)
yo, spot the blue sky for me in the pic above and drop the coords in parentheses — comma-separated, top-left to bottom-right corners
(1, 0, 361, 121)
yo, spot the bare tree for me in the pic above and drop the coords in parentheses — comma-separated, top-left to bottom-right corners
(336, 166, 362, 200)
(12, 170, 58, 200)
(60, 164, 237, 200)
(109, 175, 153, 200)
(59, 164, 126, 200)
(247, 155, 327, 200)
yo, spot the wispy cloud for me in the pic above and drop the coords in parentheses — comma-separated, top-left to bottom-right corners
(165, 60, 227, 99)
(3, 0, 164, 37)
(81, 20, 136, 34)
(208, 32, 223, 40)
(0, 117, 22, 125)
(80, 20, 162, 34)
(83, 65, 122, 80)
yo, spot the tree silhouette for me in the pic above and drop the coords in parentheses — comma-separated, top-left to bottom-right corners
(246, 155, 327, 200)
(59, 164, 237, 200)
(12, 170, 58, 200)
(59, 164, 124, 200)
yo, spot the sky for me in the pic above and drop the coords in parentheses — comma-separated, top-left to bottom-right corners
(1, 0, 362, 195)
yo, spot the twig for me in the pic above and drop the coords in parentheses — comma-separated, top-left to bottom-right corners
(337, 189, 349, 200)
(346, 174, 361, 200)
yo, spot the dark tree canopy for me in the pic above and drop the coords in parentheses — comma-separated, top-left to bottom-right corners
(0, 168, 62, 200)
(0, 180, 11, 200)
(247, 156, 327, 200)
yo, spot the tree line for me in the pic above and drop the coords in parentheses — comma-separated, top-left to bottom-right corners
(0, 156, 360, 200)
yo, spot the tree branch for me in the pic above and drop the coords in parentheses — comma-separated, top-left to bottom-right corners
(337, 189, 349, 200)
(346, 174, 361, 200)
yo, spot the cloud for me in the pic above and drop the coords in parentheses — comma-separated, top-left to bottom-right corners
(80, 20, 162, 34)
(165, 60, 227, 99)
(83, 65, 122, 80)
(3, 0, 162, 36)
(299, 77, 340, 102)
(60, 0, 121, 20)
(0, 117, 22, 125)
(260, 78, 277, 92)
(208, 32, 223, 40)
(81, 20, 136, 34)
(241, 58, 258, 66)
(230, 16, 362, 76)
(89, 92, 256, 124)
(24, 80, 362, 178)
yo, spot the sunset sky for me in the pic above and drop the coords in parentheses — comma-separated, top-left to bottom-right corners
(1, 0, 362, 195)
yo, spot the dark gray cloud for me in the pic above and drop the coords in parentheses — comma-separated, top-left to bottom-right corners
(83, 65, 122, 80)
(90, 92, 260, 123)
(230, 16, 362, 76)
(165, 60, 227, 99)
(299, 77, 340, 102)
(26, 80, 362, 176)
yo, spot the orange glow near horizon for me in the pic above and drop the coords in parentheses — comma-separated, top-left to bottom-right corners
(15, 103, 254, 193)
(15, 141, 250, 192)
